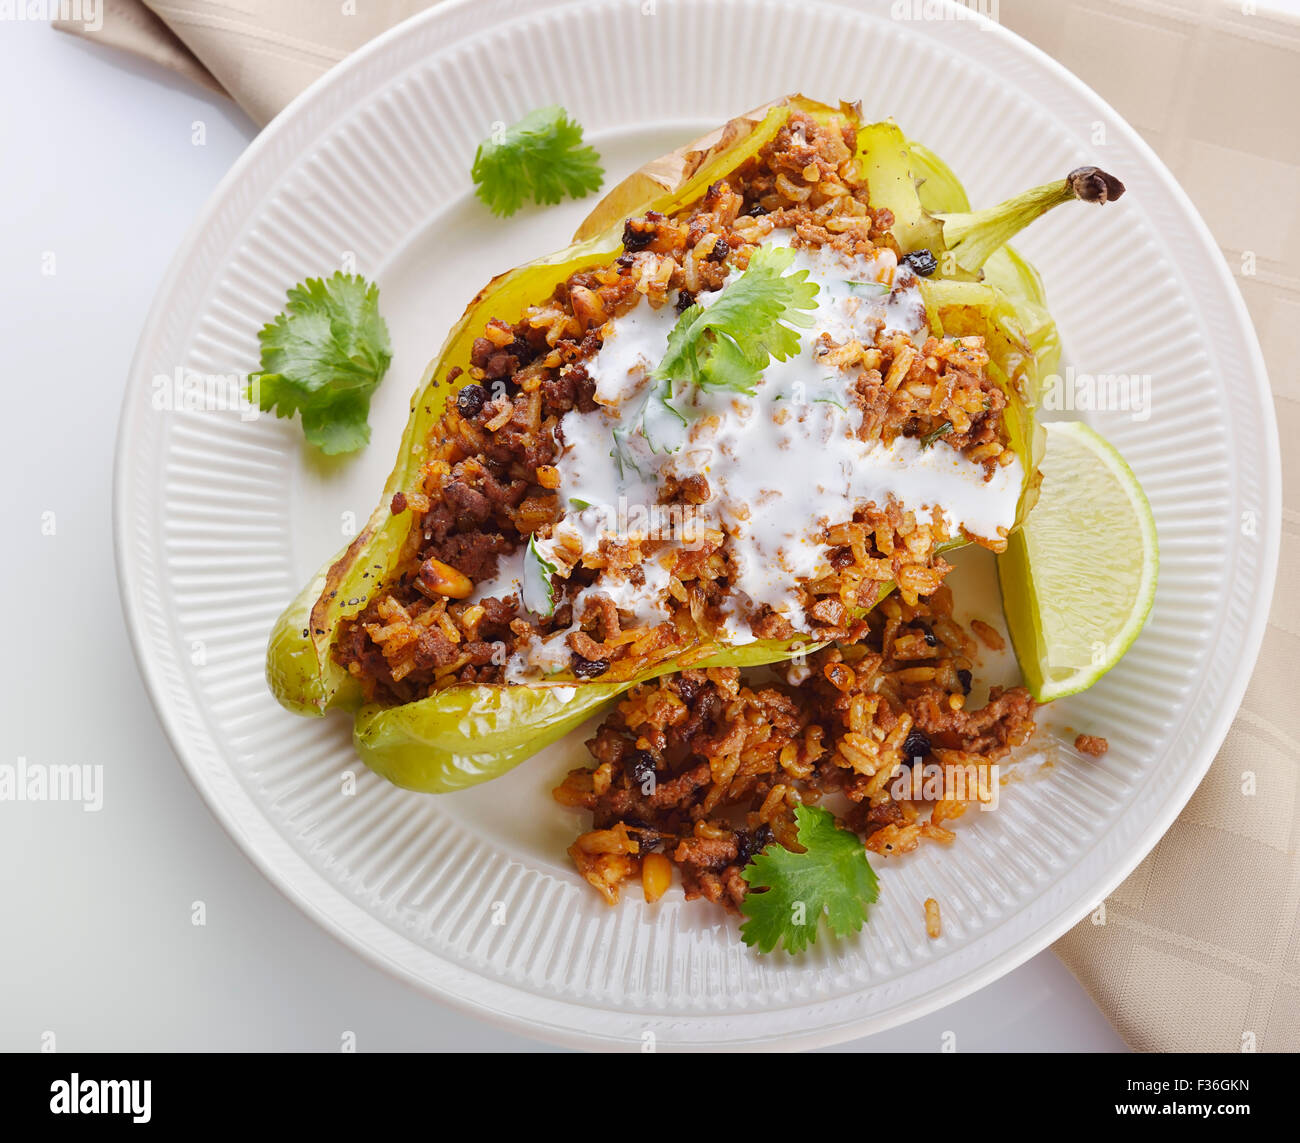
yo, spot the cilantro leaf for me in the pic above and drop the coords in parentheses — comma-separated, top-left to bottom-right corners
(522, 534, 558, 617)
(249, 272, 391, 455)
(472, 106, 604, 218)
(654, 244, 819, 398)
(739, 804, 879, 954)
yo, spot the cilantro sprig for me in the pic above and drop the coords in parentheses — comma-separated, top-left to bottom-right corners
(472, 106, 604, 218)
(654, 244, 820, 398)
(740, 804, 879, 954)
(603, 244, 821, 468)
(249, 272, 392, 455)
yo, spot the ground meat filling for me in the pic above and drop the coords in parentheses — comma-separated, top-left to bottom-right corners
(333, 113, 1016, 704)
(555, 586, 1038, 909)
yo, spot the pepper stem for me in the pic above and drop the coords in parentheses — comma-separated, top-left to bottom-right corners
(935, 167, 1125, 274)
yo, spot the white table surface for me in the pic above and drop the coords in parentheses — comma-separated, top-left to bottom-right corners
(0, 19, 1124, 1052)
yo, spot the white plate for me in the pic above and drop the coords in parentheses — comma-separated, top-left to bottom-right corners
(115, 0, 1279, 1049)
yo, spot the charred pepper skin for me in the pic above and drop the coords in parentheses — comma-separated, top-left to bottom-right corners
(266, 96, 1108, 794)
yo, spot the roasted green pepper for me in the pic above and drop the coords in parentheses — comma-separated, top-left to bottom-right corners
(266, 96, 1118, 793)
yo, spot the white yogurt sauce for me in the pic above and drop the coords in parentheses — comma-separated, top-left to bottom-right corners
(589, 299, 682, 407)
(502, 229, 1022, 676)
(469, 545, 525, 605)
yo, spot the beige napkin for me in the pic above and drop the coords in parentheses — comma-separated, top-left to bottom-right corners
(59, 0, 1298, 1051)
(55, 0, 435, 126)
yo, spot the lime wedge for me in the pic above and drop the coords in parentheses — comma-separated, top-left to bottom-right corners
(997, 420, 1158, 702)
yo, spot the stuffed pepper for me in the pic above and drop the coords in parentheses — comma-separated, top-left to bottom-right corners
(266, 95, 1121, 793)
